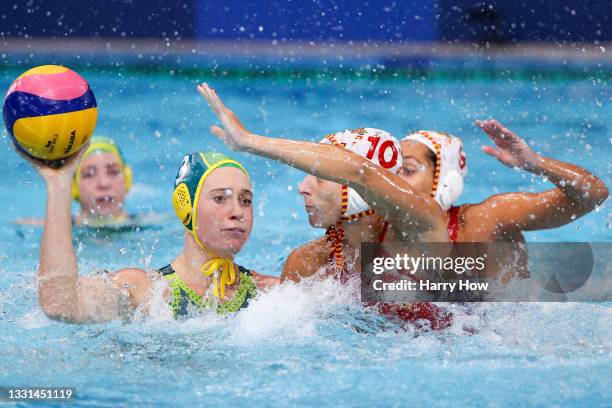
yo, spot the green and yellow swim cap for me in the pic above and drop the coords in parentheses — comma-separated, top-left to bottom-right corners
(172, 152, 250, 300)
(71, 136, 133, 200)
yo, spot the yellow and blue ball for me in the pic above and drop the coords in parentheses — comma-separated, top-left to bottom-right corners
(2, 65, 98, 160)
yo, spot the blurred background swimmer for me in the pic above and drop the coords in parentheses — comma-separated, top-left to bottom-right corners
(17, 145, 278, 323)
(71, 136, 132, 226)
(15, 136, 158, 230)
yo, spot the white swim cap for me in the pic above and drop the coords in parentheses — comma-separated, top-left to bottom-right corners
(402, 131, 467, 210)
(320, 127, 402, 218)
(321, 127, 402, 272)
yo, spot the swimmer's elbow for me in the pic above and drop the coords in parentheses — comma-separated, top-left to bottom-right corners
(575, 178, 609, 212)
(38, 281, 87, 323)
(40, 301, 78, 323)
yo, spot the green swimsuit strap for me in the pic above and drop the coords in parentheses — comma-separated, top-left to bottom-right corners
(159, 264, 257, 317)
(217, 269, 257, 314)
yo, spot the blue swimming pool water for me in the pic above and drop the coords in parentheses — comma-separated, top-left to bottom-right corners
(0, 64, 610, 406)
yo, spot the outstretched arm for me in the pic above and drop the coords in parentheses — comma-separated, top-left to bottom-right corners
(197, 83, 443, 232)
(476, 119, 608, 231)
(20, 147, 148, 323)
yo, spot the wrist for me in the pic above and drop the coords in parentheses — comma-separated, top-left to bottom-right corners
(522, 153, 543, 172)
(46, 177, 73, 192)
(242, 134, 263, 153)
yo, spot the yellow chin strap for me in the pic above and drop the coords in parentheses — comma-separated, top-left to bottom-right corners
(200, 257, 237, 300)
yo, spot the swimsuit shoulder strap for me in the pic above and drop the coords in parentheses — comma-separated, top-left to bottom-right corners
(447, 206, 460, 242)
(159, 264, 205, 318)
(237, 264, 252, 276)
(217, 269, 257, 314)
(158, 264, 176, 276)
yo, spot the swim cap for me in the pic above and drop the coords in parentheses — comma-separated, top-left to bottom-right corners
(320, 128, 402, 270)
(402, 131, 467, 210)
(72, 136, 133, 200)
(172, 152, 249, 300)
(320, 128, 402, 218)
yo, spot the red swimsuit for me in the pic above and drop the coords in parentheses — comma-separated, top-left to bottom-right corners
(328, 215, 460, 331)
(447, 205, 460, 243)
(378, 209, 459, 330)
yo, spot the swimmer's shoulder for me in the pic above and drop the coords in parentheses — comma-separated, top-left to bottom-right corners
(109, 268, 153, 307)
(452, 202, 499, 241)
(281, 237, 330, 283)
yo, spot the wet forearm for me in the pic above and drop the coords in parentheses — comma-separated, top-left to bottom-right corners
(243, 133, 364, 185)
(38, 179, 79, 320)
(527, 154, 608, 206)
(243, 133, 441, 229)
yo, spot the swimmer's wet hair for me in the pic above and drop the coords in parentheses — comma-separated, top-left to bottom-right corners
(427, 150, 438, 170)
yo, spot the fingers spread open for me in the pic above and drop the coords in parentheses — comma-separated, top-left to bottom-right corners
(210, 125, 227, 139)
(477, 120, 504, 141)
(197, 83, 217, 109)
(488, 121, 516, 141)
(482, 145, 502, 159)
(199, 83, 229, 120)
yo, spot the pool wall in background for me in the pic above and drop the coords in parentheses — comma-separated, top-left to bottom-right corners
(1, 0, 611, 43)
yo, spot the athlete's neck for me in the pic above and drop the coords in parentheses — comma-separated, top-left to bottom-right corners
(342, 214, 385, 251)
(172, 232, 229, 294)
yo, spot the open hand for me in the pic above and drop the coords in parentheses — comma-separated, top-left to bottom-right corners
(197, 83, 251, 151)
(476, 119, 539, 170)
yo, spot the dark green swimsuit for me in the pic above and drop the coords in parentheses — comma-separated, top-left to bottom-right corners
(159, 264, 257, 318)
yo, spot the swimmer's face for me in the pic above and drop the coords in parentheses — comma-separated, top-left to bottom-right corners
(78, 152, 127, 216)
(194, 167, 253, 258)
(298, 174, 342, 228)
(398, 141, 436, 196)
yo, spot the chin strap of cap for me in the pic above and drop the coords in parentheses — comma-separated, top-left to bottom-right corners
(190, 218, 237, 301)
(325, 185, 375, 271)
(200, 256, 237, 300)
(192, 229, 237, 301)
